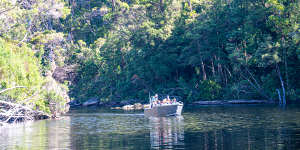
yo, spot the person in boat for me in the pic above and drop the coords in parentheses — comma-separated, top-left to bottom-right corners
(167, 95, 171, 104)
(162, 98, 166, 104)
(153, 94, 161, 106)
(172, 98, 176, 103)
(154, 94, 158, 101)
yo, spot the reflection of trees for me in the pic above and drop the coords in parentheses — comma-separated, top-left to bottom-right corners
(47, 117, 71, 149)
(69, 113, 151, 150)
(149, 116, 184, 149)
(0, 118, 72, 149)
(182, 126, 300, 150)
(1, 107, 300, 149)
(182, 106, 300, 150)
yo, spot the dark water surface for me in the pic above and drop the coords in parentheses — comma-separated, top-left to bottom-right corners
(1, 105, 300, 150)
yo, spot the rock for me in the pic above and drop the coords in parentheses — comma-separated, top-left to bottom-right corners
(68, 100, 81, 107)
(104, 101, 120, 107)
(82, 98, 99, 106)
(98, 101, 105, 106)
(193, 101, 225, 105)
(119, 103, 144, 110)
(111, 107, 122, 110)
(227, 100, 272, 104)
(193, 100, 273, 105)
(120, 100, 131, 106)
(122, 105, 135, 110)
(134, 103, 143, 110)
(52, 65, 77, 83)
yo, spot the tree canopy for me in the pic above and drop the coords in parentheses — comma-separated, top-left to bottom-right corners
(0, 0, 299, 110)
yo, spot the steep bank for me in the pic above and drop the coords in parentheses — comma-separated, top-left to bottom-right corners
(0, 38, 70, 124)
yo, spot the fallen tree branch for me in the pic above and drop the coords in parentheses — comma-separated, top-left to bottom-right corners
(240, 73, 271, 100)
(0, 6, 16, 15)
(0, 86, 27, 94)
(0, 100, 49, 123)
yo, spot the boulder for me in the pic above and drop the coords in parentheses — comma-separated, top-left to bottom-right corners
(82, 98, 99, 106)
(68, 100, 81, 107)
(104, 101, 120, 107)
(122, 105, 134, 110)
(118, 103, 144, 110)
(120, 100, 131, 106)
(133, 103, 143, 110)
(111, 107, 122, 110)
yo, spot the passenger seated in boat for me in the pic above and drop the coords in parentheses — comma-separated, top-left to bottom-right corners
(167, 96, 172, 104)
(162, 98, 171, 104)
(153, 94, 160, 105)
(162, 98, 168, 104)
(172, 98, 176, 103)
(153, 99, 161, 106)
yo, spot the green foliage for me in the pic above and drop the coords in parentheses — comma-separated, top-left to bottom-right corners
(1, 0, 299, 106)
(198, 80, 222, 100)
(0, 38, 44, 101)
(43, 90, 66, 113)
(67, 0, 300, 103)
(0, 0, 71, 115)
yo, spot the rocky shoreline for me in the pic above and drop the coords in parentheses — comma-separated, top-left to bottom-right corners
(193, 100, 276, 105)
(68, 98, 146, 110)
(68, 98, 281, 111)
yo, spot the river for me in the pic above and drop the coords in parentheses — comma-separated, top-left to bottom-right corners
(1, 105, 300, 150)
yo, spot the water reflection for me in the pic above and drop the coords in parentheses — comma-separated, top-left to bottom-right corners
(149, 116, 184, 149)
(1, 106, 300, 150)
(68, 113, 150, 150)
(182, 106, 300, 150)
(0, 117, 72, 149)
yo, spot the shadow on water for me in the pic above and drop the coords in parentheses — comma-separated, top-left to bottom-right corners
(1, 105, 300, 149)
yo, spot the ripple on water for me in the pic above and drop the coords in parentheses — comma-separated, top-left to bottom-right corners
(1, 105, 300, 150)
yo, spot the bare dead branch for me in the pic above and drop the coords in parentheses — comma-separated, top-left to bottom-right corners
(0, 100, 49, 123)
(0, 86, 27, 94)
(0, 6, 16, 15)
(240, 73, 271, 100)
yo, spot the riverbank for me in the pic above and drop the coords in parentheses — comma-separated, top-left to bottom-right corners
(68, 99, 282, 110)
(193, 100, 276, 105)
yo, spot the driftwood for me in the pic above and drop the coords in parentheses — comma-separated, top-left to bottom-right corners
(0, 100, 49, 124)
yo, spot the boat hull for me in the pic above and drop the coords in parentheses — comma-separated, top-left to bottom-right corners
(144, 104, 183, 117)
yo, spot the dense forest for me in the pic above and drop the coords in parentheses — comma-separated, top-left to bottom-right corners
(0, 0, 299, 115)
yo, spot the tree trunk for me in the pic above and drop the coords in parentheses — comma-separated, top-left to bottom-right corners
(276, 89, 282, 105)
(217, 56, 223, 81)
(160, 0, 164, 12)
(112, 0, 116, 12)
(188, 0, 193, 12)
(284, 46, 289, 90)
(276, 64, 286, 105)
(201, 60, 207, 80)
(212, 59, 216, 79)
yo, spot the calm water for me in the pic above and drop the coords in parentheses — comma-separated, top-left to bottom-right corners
(1, 105, 300, 150)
